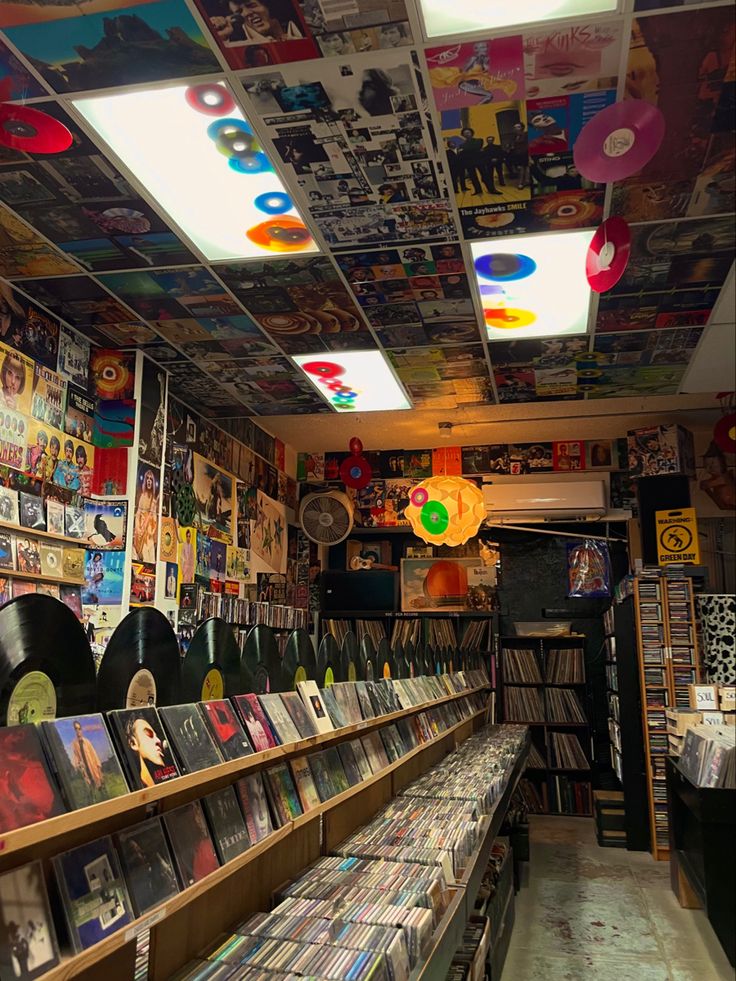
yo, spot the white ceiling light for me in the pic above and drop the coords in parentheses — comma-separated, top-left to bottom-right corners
(293, 351, 412, 412)
(74, 82, 317, 262)
(419, 0, 618, 37)
(471, 230, 595, 341)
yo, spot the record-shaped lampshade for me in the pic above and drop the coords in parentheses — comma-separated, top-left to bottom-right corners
(404, 476, 485, 546)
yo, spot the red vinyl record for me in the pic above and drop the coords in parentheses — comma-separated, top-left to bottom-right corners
(0, 103, 73, 154)
(573, 99, 665, 184)
(586, 217, 631, 293)
(714, 413, 736, 454)
(340, 455, 372, 490)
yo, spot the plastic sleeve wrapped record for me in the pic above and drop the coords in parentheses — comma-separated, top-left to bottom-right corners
(280, 628, 317, 692)
(96, 608, 181, 711)
(424, 644, 436, 676)
(241, 624, 279, 694)
(0, 595, 96, 726)
(360, 635, 375, 683)
(340, 630, 359, 683)
(317, 633, 341, 687)
(392, 640, 407, 680)
(181, 616, 241, 701)
(405, 640, 416, 679)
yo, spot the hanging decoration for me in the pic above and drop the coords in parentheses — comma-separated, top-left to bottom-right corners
(0, 92, 73, 155)
(404, 475, 485, 547)
(586, 217, 631, 293)
(339, 437, 372, 490)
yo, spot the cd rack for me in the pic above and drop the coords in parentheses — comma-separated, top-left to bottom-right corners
(0, 684, 524, 981)
(632, 571, 702, 860)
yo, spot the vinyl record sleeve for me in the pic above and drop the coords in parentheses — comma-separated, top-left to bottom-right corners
(258, 693, 301, 745)
(235, 773, 274, 844)
(159, 704, 223, 773)
(53, 836, 133, 952)
(296, 680, 334, 735)
(0, 724, 66, 833)
(263, 763, 303, 827)
(202, 787, 250, 864)
(107, 706, 180, 790)
(163, 801, 220, 888)
(289, 755, 322, 812)
(232, 693, 278, 752)
(114, 817, 179, 915)
(319, 686, 347, 728)
(199, 699, 253, 761)
(337, 742, 362, 787)
(280, 691, 318, 739)
(0, 862, 60, 980)
(41, 713, 128, 810)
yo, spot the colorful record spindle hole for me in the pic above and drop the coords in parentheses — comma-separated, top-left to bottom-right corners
(474, 252, 536, 282)
(420, 500, 449, 536)
(185, 83, 235, 116)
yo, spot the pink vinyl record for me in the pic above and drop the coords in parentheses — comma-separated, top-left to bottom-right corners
(586, 217, 631, 293)
(0, 103, 73, 154)
(573, 99, 665, 184)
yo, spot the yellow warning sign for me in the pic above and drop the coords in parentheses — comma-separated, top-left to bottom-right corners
(656, 508, 700, 565)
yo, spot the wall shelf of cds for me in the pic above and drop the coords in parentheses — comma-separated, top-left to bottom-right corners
(0, 519, 88, 548)
(11, 701, 491, 981)
(0, 569, 85, 587)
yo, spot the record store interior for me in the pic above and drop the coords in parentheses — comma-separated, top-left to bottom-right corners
(1, 0, 736, 978)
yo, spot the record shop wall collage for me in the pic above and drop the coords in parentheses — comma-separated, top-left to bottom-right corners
(0, 293, 306, 662)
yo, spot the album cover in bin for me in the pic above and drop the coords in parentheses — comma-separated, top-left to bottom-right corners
(323, 746, 350, 794)
(115, 817, 179, 915)
(263, 763, 303, 827)
(53, 836, 133, 952)
(159, 703, 223, 773)
(350, 738, 374, 781)
(232, 694, 278, 752)
(235, 773, 274, 844)
(308, 749, 338, 802)
(107, 706, 180, 789)
(199, 699, 253, 761)
(289, 755, 322, 812)
(0, 861, 60, 979)
(280, 690, 318, 739)
(41, 713, 128, 810)
(257, 693, 301, 746)
(0, 725, 66, 834)
(162, 801, 220, 888)
(337, 741, 362, 786)
(202, 786, 250, 864)
(296, 679, 334, 735)
(319, 686, 347, 728)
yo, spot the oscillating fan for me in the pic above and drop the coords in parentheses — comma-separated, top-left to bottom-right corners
(299, 490, 354, 545)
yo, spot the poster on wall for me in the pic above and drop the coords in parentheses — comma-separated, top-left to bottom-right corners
(192, 453, 234, 544)
(251, 490, 287, 574)
(0, 340, 33, 415)
(400, 557, 494, 612)
(138, 358, 167, 467)
(57, 326, 90, 389)
(83, 499, 128, 550)
(133, 462, 160, 562)
(83, 548, 124, 606)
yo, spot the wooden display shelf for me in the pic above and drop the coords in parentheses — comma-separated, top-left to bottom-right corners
(0, 519, 86, 547)
(32, 705, 493, 981)
(2, 568, 84, 587)
(0, 684, 490, 865)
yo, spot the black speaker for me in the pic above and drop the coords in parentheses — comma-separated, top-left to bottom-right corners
(637, 475, 691, 565)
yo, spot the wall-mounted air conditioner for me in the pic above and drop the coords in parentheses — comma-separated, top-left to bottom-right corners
(482, 480, 608, 523)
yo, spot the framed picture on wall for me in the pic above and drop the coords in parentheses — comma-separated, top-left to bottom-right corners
(400, 557, 495, 612)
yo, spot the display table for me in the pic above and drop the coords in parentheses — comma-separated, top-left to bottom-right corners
(666, 758, 735, 966)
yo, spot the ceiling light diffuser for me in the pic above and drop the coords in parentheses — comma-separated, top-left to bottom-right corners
(419, 0, 618, 37)
(293, 351, 412, 413)
(74, 82, 317, 262)
(471, 230, 594, 342)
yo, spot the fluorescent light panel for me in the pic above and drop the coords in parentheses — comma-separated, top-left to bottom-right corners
(420, 0, 618, 37)
(293, 351, 412, 412)
(471, 230, 594, 341)
(74, 83, 317, 262)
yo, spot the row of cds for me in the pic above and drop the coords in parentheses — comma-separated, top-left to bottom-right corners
(0, 669, 489, 834)
(173, 726, 528, 980)
(0, 594, 488, 726)
(0, 687, 491, 974)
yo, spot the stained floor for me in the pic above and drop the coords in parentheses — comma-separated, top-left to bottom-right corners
(501, 816, 734, 981)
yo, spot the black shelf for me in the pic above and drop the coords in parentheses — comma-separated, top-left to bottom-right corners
(505, 681, 587, 688)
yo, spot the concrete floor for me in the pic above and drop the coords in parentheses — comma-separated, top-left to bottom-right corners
(502, 816, 734, 981)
